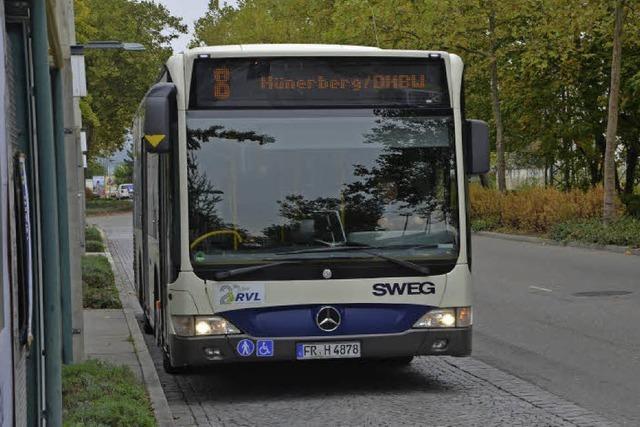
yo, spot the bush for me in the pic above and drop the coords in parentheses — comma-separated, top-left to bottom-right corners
(86, 199, 133, 216)
(82, 255, 121, 309)
(85, 240, 105, 252)
(549, 217, 640, 248)
(85, 187, 97, 200)
(85, 225, 104, 252)
(85, 225, 103, 243)
(63, 359, 155, 427)
(471, 217, 500, 232)
(469, 184, 622, 234)
(620, 194, 640, 219)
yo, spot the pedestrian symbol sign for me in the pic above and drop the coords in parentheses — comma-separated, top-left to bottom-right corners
(236, 339, 255, 357)
(256, 340, 274, 357)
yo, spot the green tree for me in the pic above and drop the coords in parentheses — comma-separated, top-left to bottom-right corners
(86, 159, 106, 178)
(113, 150, 133, 185)
(193, 0, 335, 46)
(75, 0, 186, 159)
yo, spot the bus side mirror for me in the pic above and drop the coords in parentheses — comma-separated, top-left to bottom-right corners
(143, 83, 177, 154)
(465, 119, 490, 175)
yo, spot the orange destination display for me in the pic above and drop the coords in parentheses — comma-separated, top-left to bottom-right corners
(189, 57, 450, 108)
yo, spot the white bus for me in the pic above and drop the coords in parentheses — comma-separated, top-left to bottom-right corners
(133, 45, 489, 373)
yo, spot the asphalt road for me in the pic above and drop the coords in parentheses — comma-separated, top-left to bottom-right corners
(92, 213, 632, 426)
(472, 236, 640, 426)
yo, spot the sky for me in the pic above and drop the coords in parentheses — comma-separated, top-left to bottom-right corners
(155, 0, 238, 52)
(100, 0, 238, 166)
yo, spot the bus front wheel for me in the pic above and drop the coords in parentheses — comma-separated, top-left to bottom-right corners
(163, 351, 187, 375)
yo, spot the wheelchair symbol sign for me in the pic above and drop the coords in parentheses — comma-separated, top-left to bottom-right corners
(256, 340, 274, 357)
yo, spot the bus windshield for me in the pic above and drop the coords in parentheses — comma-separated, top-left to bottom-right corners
(186, 109, 458, 267)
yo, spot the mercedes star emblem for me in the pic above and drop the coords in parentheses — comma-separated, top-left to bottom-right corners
(316, 306, 341, 332)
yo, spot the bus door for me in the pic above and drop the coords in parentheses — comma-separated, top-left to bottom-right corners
(144, 152, 160, 331)
(139, 148, 149, 319)
(157, 154, 171, 345)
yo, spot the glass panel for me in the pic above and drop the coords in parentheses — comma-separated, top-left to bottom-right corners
(187, 110, 458, 266)
(190, 57, 450, 108)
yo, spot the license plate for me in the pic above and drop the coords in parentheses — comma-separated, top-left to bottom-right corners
(296, 341, 361, 360)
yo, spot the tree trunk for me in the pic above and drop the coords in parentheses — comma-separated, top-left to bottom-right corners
(623, 138, 638, 195)
(544, 164, 548, 187)
(603, 0, 626, 222)
(488, 9, 506, 192)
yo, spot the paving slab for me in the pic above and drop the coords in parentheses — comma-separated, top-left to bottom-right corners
(83, 309, 142, 381)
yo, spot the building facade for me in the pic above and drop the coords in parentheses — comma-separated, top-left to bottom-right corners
(1, 0, 83, 425)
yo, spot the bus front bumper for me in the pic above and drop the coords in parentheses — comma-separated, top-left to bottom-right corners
(167, 328, 471, 367)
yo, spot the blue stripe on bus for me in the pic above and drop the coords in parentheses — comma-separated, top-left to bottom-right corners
(220, 304, 431, 337)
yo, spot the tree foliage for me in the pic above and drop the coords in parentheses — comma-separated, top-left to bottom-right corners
(192, 0, 640, 198)
(75, 0, 186, 158)
(113, 150, 133, 185)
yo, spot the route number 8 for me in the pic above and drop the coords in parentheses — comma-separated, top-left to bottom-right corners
(213, 67, 230, 100)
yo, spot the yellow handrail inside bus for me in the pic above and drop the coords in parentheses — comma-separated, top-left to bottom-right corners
(190, 229, 244, 251)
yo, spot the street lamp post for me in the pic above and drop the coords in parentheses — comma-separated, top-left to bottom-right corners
(83, 41, 145, 51)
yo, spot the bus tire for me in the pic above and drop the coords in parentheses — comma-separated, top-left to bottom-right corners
(385, 356, 414, 366)
(143, 314, 154, 334)
(163, 351, 186, 375)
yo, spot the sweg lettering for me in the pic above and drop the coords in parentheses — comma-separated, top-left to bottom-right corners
(371, 282, 436, 296)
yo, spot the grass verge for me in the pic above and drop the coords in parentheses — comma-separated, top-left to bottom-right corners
(85, 225, 105, 252)
(62, 359, 155, 427)
(86, 199, 132, 216)
(82, 255, 121, 309)
(549, 217, 640, 248)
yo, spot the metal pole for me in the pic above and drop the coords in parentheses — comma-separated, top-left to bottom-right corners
(53, 69, 73, 364)
(32, 0, 63, 424)
(64, 0, 85, 363)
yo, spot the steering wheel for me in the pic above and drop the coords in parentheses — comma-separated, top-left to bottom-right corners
(190, 229, 244, 251)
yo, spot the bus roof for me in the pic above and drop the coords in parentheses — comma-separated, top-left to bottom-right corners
(169, 44, 461, 111)
(183, 44, 449, 60)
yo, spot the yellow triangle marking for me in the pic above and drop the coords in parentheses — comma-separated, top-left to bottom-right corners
(144, 134, 165, 148)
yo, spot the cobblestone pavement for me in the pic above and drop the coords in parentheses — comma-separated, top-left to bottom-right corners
(92, 214, 616, 427)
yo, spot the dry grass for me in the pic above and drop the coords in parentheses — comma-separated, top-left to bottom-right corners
(469, 184, 622, 234)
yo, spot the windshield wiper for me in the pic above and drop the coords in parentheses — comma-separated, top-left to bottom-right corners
(212, 260, 301, 280)
(276, 242, 439, 254)
(275, 245, 431, 276)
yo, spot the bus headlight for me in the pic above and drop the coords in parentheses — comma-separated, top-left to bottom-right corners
(172, 316, 241, 336)
(194, 316, 241, 336)
(172, 316, 194, 336)
(413, 307, 472, 328)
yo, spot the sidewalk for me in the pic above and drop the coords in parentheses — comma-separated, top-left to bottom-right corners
(83, 309, 142, 381)
(85, 214, 174, 427)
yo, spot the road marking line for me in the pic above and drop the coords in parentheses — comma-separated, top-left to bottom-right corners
(529, 286, 552, 292)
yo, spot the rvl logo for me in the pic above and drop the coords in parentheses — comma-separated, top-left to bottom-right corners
(218, 284, 265, 305)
